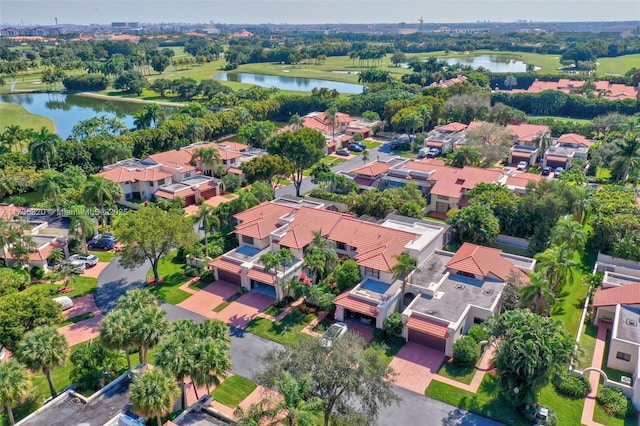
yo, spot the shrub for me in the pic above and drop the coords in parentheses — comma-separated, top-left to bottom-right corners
(185, 266, 203, 277)
(200, 270, 216, 283)
(597, 387, 638, 419)
(552, 373, 591, 399)
(467, 324, 489, 343)
(29, 266, 45, 280)
(4, 195, 29, 207)
(0, 267, 30, 296)
(383, 313, 403, 340)
(452, 336, 480, 368)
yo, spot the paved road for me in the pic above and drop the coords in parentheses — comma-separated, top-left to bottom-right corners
(275, 141, 400, 197)
(97, 241, 502, 426)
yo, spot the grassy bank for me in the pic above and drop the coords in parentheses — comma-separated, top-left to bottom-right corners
(0, 102, 55, 133)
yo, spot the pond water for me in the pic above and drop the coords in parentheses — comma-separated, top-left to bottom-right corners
(213, 72, 363, 94)
(0, 93, 161, 139)
(443, 54, 535, 73)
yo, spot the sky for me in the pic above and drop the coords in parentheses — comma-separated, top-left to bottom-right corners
(2, 0, 639, 26)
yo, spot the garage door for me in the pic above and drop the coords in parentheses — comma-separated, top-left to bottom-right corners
(218, 270, 241, 285)
(408, 328, 446, 351)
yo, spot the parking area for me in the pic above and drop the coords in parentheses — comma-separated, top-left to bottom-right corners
(177, 280, 239, 319)
(388, 342, 445, 394)
(81, 262, 110, 279)
(215, 291, 274, 328)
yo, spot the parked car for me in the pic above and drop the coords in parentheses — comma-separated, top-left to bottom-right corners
(427, 147, 441, 158)
(554, 167, 564, 177)
(53, 296, 74, 310)
(353, 141, 366, 149)
(320, 322, 348, 348)
(335, 148, 349, 156)
(69, 253, 99, 267)
(541, 166, 551, 176)
(67, 259, 87, 270)
(94, 233, 116, 242)
(516, 161, 528, 171)
(418, 147, 430, 158)
(348, 143, 364, 152)
(88, 238, 115, 250)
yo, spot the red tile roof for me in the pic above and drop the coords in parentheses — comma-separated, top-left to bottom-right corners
(593, 284, 640, 307)
(445, 243, 527, 281)
(334, 292, 378, 317)
(406, 315, 449, 338)
(506, 124, 550, 143)
(558, 133, 593, 147)
(146, 150, 196, 172)
(505, 173, 543, 189)
(348, 161, 392, 177)
(210, 257, 242, 274)
(429, 166, 502, 199)
(247, 269, 276, 285)
(279, 207, 348, 250)
(0, 205, 27, 220)
(234, 202, 296, 239)
(97, 167, 173, 184)
(436, 122, 467, 133)
(545, 155, 569, 164)
(465, 121, 491, 132)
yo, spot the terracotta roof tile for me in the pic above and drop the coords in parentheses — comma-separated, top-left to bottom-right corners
(406, 315, 449, 338)
(593, 284, 640, 307)
(348, 161, 392, 177)
(445, 243, 527, 281)
(279, 207, 347, 250)
(334, 292, 378, 317)
(209, 257, 242, 274)
(247, 269, 276, 285)
(558, 133, 593, 147)
(506, 124, 550, 142)
(233, 202, 296, 239)
(436, 122, 467, 132)
(97, 167, 173, 184)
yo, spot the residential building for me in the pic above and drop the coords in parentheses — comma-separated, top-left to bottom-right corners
(424, 122, 467, 153)
(401, 243, 535, 356)
(542, 133, 593, 169)
(97, 159, 175, 202)
(506, 123, 551, 147)
(514, 78, 639, 101)
(346, 158, 404, 191)
(153, 175, 222, 205)
(285, 111, 381, 150)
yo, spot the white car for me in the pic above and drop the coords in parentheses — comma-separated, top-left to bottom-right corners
(67, 259, 87, 271)
(320, 322, 348, 348)
(516, 161, 528, 171)
(53, 296, 74, 310)
(69, 253, 99, 267)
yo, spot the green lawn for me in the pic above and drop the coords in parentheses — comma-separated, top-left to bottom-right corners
(596, 53, 640, 76)
(593, 401, 637, 426)
(576, 323, 598, 370)
(146, 251, 192, 304)
(550, 252, 591, 338)
(23, 276, 98, 299)
(363, 140, 382, 150)
(88, 250, 118, 263)
(425, 374, 529, 426)
(211, 375, 257, 407)
(188, 279, 212, 291)
(436, 360, 476, 385)
(263, 304, 286, 317)
(538, 384, 587, 426)
(529, 115, 592, 124)
(59, 312, 95, 327)
(244, 308, 316, 346)
(376, 341, 404, 367)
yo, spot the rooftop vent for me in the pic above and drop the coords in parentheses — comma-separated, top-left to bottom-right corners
(427, 310, 439, 315)
(626, 318, 638, 327)
(483, 289, 494, 296)
(455, 283, 465, 290)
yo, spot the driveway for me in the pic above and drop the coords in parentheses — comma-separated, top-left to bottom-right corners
(80, 262, 110, 279)
(388, 342, 445, 394)
(58, 314, 102, 346)
(215, 292, 274, 328)
(177, 280, 238, 319)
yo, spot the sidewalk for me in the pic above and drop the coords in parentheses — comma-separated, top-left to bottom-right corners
(580, 322, 608, 426)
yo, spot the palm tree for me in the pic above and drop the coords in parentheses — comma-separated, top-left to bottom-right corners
(418, 105, 432, 133)
(186, 120, 205, 144)
(36, 170, 62, 213)
(534, 245, 576, 293)
(613, 132, 640, 183)
(47, 248, 65, 266)
(197, 205, 220, 258)
(117, 288, 158, 311)
(403, 114, 422, 150)
(82, 176, 123, 226)
(190, 147, 221, 177)
(534, 133, 552, 160)
(288, 113, 304, 131)
(520, 273, 555, 315)
(143, 104, 165, 129)
(190, 337, 232, 396)
(28, 127, 58, 169)
(391, 252, 419, 313)
(155, 326, 194, 410)
(57, 260, 83, 291)
(261, 248, 295, 291)
(68, 209, 97, 253)
(324, 106, 338, 142)
(130, 305, 169, 365)
(100, 309, 135, 371)
(362, 149, 370, 164)
(0, 359, 31, 425)
(129, 369, 179, 426)
(16, 326, 69, 398)
(70, 339, 124, 391)
(550, 215, 587, 253)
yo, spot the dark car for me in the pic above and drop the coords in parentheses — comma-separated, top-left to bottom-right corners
(88, 238, 115, 250)
(335, 148, 349, 156)
(348, 144, 364, 152)
(541, 166, 551, 176)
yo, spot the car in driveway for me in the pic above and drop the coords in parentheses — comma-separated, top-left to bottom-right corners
(335, 148, 350, 156)
(516, 161, 529, 171)
(88, 238, 115, 250)
(348, 144, 364, 153)
(320, 322, 348, 348)
(67, 259, 87, 271)
(554, 166, 564, 177)
(541, 166, 551, 176)
(69, 253, 99, 267)
(94, 233, 116, 242)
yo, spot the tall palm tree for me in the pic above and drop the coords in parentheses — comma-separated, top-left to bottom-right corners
(520, 273, 555, 315)
(155, 326, 194, 410)
(186, 120, 205, 144)
(261, 248, 295, 296)
(613, 132, 640, 183)
(391, 252, 419, 313)
(16, 326, 69, 398)
(324, 106, 338, 142)
(196, 205, 220, 258)
(129, 369, 179, 426)
(100, 309, 135, 371)
(143, 104, 165, 129)
(417, 105, 432, 133)
(534, 133, 552, 160)
(288, 113, 304, 131)
(534, 245, 576, 293)
(190, 147, 221, 177)
(362, 149, 370, 164)
(28, 127, 58, 169)
(36, 170, 62, 213)
(118, 288, 158, 311)
(550, 215, 587, 253)
(82, 176, 123, 226)
(130, 305, 169, 365)
(0, 359, 31, 426)
(190, 337, 232, 396)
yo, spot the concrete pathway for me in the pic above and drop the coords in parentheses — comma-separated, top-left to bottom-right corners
(58, 314, 103, 346)
(581, 322, 609, 426)
(388, 342, 445, 394)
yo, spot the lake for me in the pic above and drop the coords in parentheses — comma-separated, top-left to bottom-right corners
(443, 54, 535, 73)
(0, 93, 154, 139)
(214, 72, 363, 94)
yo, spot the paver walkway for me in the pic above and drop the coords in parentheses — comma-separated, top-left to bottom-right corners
(177, 280, 238, 319)
(81, 262, 110, 279)
(58, 294, 103, 346)
(344, 320, 375, 342)
(388, 342, 445, 394)
(63, 294, 99, 319)
(581, 322, 608, 426)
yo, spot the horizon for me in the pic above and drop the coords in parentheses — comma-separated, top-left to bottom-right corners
(2, 0, 639, 27)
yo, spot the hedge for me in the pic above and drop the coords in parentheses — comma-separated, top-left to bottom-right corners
(596, 387, 638, 419)
(552, 373, 591, 399)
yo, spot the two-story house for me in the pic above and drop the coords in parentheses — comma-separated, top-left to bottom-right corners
(543, 133, 593, 170)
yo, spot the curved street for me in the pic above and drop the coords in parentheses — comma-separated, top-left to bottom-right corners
(95, 255, 503, 426)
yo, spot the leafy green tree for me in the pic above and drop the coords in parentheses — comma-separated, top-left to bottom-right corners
(549, 215, 587, 253)
(447, 203, 500, 246)
(261, 248, 294, 289)
(237, 121, 277, 148)
(242, 155, 293, 189)
(390, 51, 407, 67)
(129, 369, 180, 426)
(222, 173, 241, 193)
(391, 252, 419, 313)
(452, 335, 480, 367)
(331, 260, 361, 293)
(115, 208, 198, 283)
(82, 176, 123, 226)
(0, 267, 30, 297)
(267, 128, 326, 197)
(613, 132, 640, 183)
(534, 244, 575, 293)
(0, 358, 31, 426)
(519, 272, 555, 315)
(36, 169, 62, 213)
(445, 145, 483, 168)
(255, 332, 399, 426)
(485, 309, 574, 407)
(16, 326, 69, 398)
(28, 127, 59, 169)
(347, 190, 394, 219)
(0, 292, 63, 351)
(70, 339, 124, 392)
(465, 122, 513, 166)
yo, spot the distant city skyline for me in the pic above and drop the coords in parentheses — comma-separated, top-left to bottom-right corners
(2, 0, 639, 26)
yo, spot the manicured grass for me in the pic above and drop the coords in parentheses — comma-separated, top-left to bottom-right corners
(601, 330, 631, 383)
(538, 383, 586, 426)
(363, 140, 382, 149)
(529, 115, 592, 124)
(23, 276, 98, 299)
(59, 312, 95, 327)
(425, 374, 529, 426)
(576, 323, 598, 370)
(211, 375, 257, 407)
(263, 304, 285, 317)
(212, 293, 241, 313)
(0, 102, 55, 135)
(88, 250, 118, 263)
(550, 252, 591, 338)
(596, 53, 640, 76)
(188, 279, 212, 291)
(436, 360, 476, 385)
(244, 308, 316, 346)
(377, 341, 404, 367)
(30, 341, 89, 402)
(593, 401, 637, 426)
(146, 251, 192, 304)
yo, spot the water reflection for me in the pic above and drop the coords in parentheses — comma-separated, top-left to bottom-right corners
(214, 72, 363, 94)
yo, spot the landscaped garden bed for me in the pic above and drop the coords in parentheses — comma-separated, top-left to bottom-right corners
(244, 308, 316, 346)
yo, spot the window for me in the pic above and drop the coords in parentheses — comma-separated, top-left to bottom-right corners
(242, 235, 254, 245)
(473, 317, 484, 325)
(456, 271, 476, 279)
(184, 172, 191, 178)
(364, 268, 380, 279)
(616, 352, 632, 362)
(336, 242, 346, 250)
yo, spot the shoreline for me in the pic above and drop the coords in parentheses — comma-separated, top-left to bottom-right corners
(77, 92, 186, 108)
